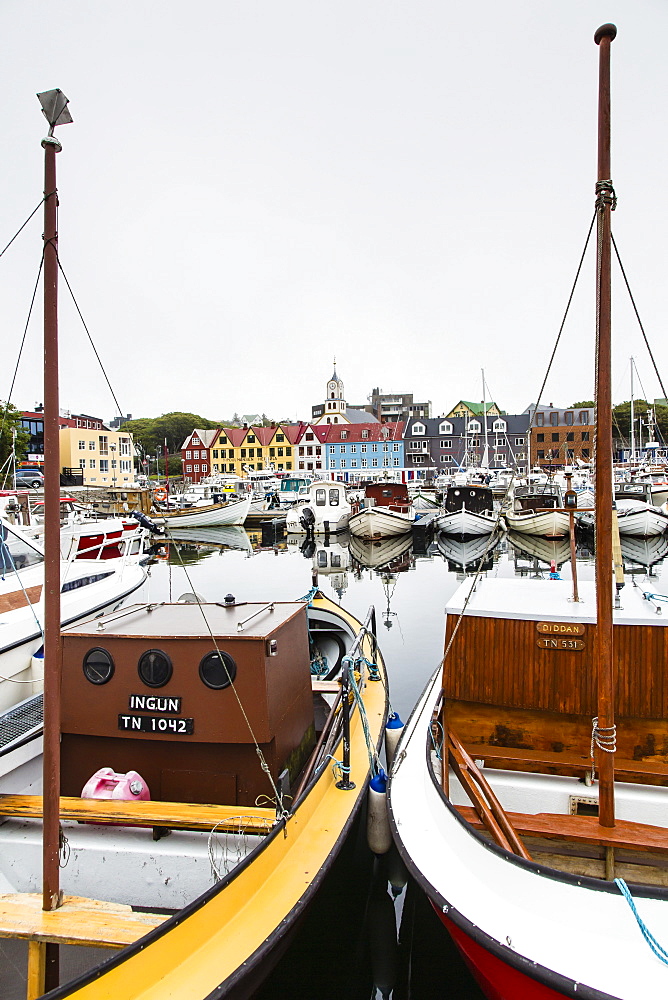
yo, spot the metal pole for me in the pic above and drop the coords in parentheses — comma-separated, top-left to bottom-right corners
(594, 22, 617, 830)
(335, 661, 355, 790)
(630, 358, 635, 463)
(42, 132, 63, 909)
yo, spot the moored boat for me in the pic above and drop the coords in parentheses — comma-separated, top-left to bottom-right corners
(504, 484, 570, 538)
(348, 482, 415, 540)
(436, 485, 496, 536)
(389, 25, 668, 1000)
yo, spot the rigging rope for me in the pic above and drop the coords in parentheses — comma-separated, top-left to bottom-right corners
(615, 878, 668, 967)
(0, 198, 46, 260)
(0, 255, 44, 463)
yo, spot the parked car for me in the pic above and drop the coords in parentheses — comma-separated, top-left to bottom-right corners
(14, 469, 44, 488)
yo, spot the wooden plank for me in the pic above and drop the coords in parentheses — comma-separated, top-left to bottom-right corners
(0, 894, 165, 948)
(456, 805, 668, 854)
(26, 940, 46, 1000)
(0, 794, 275, 833)
(464, 741, 668, 785)
(311, 679, 340, 693)
(0, 586, 42, 614)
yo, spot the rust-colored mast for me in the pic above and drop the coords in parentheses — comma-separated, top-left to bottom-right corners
(593, 25, 616, 829)
(37, 89, 72, 911)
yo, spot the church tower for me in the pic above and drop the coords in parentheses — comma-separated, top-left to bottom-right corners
(317, 359, 348, 424)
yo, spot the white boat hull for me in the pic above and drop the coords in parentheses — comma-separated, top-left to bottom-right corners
(348, 507, 414, 540)
(153, 496, 252, 528)
(504, 509, 570, 538)
(436, 507, 496, 536)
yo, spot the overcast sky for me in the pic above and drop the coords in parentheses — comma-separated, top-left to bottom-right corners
(1, 1, 667, 425)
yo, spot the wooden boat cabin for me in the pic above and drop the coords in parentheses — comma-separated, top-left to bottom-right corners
(614, 482, 654, 505)
(353, 482, 411, 513)
(60, 601, 318, 807)
(511, 483, 562, 513)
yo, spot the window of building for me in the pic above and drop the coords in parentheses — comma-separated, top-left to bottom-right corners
(515, 437, 525, 446)
(79, 458, 86, 468)
(219, 436, 227, 445)
(185, 450, 192, 460)
(536, 412, 544, 426)
(329, 445, 335, 454)
(193, 464, 199, 473)
(412, 423, 425, 435)
(186, 465, 192, 473)
(582, 448, 590, 459)
(566, 432, 574, 441)
(470, 438, 480, 447)
(89, 459, 96, 468)
(241, 449, 247, 458)
(393, 457, 400, 466)
(341, 430, 348, 439)
(351, 444, 356, 452)
(351, 460, 357, 467)
(537, 433, 544, 442)
(98, 435, 108, 454)
(549, 412, 558, 426)
(552, 433, 559, 441)
(372, 443, 378, 452)
(276, 434, 284, 442)
(361, 444, 367, 452)
(361, 429, 369, 439)
(581, 431, 590, 441)
(579, 410, 589, 424)
(492, 419, 506, 433)
(565, 411, 574, 425)
(340, 460, 346, 468)
(372, 458, 378, 467)
(382, 443, 388, 452)
(468, 420, 481, 433)
(78, 440, 86, 450)
(361, 459, 368, 467)
(439, 421, 453, 434)
(100, 459, 109, 472)
(393, 443, 400, 451)
(440, 440, 451, 448)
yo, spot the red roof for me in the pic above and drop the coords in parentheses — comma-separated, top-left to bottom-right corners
(324, 421, 404, 443)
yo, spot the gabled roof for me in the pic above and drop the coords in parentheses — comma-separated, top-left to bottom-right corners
(449, 400, 500, 416)
(345, 407, 380, 424)
(280, 422, 309, 444)
(325, 421, 404, 443)
(180, 428, 220, 450)
(222, 426, 248, 447)
(252, 426, 276, 447)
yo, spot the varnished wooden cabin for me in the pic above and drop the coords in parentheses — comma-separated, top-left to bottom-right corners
(60, 601, 316, 807)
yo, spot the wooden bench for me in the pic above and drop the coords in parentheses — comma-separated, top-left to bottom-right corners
(0, 794, 276, 835)
(464, 742, 668, 787)
(456, 805, 668, 855)
(0, 893, 166, 1000)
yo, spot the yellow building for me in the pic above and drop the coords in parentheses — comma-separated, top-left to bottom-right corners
(60, 426, 136, 486)
(446, 400, 502, 420)
(188, 425, 298, 482)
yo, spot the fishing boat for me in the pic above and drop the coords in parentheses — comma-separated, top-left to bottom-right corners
(0, 91, 390, 1000)
(348, 482, 415, 540)
(578, 483, 668, 537)
(389, 26, 668, 1000)
(504, 483, 570, 538)
(435, 485, 496, 537)
(284, 480, 351, 534)
(150, 493, 252, 529)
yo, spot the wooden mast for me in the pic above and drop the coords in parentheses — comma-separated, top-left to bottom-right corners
(593, 25, 616, 829)
(37, 89, 72, 912)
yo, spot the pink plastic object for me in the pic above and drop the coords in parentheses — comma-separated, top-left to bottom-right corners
(81, 766, 151, 801)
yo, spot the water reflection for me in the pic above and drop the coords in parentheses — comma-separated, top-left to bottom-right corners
(137, 521, 668, 1000)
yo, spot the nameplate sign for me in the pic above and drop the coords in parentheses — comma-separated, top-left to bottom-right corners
(128, 694, 181, 714)
(119, 714, 194, 735)
(536, 622, 585, 636)
(536, 637, 586, 651)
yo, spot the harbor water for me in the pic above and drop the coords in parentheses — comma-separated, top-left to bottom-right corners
(4, 522, 667, 998)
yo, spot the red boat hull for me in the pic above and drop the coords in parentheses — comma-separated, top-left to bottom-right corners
(435, 904, 571, 1000)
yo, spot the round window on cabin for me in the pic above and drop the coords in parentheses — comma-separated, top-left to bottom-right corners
(138, 649, 173, 688)
(199, 651, 237, 690)
(82, 647, 115, 685)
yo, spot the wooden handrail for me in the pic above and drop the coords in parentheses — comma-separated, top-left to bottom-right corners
(448, 729, 532, 861)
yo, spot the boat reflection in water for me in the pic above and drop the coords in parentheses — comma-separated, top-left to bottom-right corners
(437, 531, 502, 577)
(287, 532, 352, 597)
(506, 530, 572, 571)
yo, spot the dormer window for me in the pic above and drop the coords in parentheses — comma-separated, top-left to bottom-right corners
(492, 419, 506, 433)
(412, 423, 425, 435)
(467, 420, 481, 433)
(341, 429, 348, 439)
(361, 429, 369, 439)
(439, 420, 453, 434)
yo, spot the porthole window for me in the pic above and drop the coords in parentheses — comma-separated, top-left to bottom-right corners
(83, 647, 114, 685)
(199, 651, 237, 690)
(138, 649, 173, 688)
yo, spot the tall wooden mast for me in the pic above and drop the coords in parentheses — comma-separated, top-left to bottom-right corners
(593, 25, 616, 829)
(37, 89, 72, 912)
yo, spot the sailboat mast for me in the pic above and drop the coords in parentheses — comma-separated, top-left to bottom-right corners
(37, 88, 72, 912)
(482, 369, 489, 469)
(630, 358, 635, 463)
(593, 24, 616, 830)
